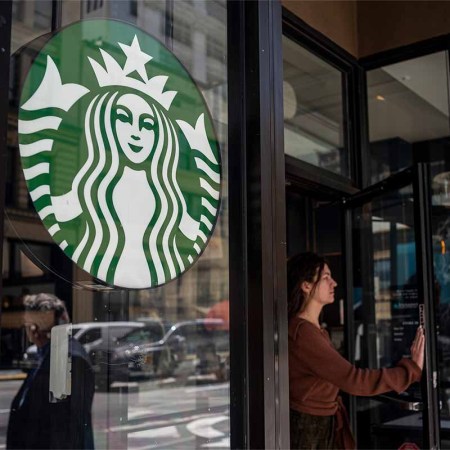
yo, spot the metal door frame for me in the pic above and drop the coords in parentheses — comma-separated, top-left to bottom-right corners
(343, 164, 440, 449)
(228, 1, 289, 448)
(0, 0, 12, 336)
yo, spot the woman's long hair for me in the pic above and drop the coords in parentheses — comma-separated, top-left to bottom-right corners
(70, 89, 185, 286)
(287, 252, 326, 320)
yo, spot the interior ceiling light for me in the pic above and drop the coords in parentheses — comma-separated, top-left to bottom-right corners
(433, 171, 450, 205)
(283, 81, 297, 119)
(376, 95, 385, 101)
(433, 171, 450, 186)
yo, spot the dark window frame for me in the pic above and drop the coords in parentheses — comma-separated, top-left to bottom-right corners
(0, 0, 13, 330)
(282, 7, 365, 190)
(280, 24, 365, 446)
(359, 35, 450, 71)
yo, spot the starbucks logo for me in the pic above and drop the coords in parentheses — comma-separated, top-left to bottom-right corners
(18, 20, 221, 289)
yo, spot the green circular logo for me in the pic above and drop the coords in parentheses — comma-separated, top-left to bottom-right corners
(18, 19, 222, 289)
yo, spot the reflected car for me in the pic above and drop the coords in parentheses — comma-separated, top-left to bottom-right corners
(89, 319, 174, 388)
(94, 318, 230, 388)
(164, 319, 230, 381)
(20, 321, 146, 370)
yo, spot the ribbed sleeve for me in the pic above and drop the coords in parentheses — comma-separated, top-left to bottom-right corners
(293, 320, 422, 397)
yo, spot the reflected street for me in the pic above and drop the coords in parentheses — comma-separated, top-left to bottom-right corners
(0, 377, 230, 450)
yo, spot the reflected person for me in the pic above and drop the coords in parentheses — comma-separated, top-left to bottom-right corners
(7, 293, 95, 449)
(288, 253, 425, 450)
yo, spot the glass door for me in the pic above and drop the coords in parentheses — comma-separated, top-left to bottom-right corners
(427, 155, 450, 448)
(344, 165, 440, 449)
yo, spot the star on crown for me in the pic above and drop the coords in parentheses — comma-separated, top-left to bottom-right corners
(88, 35, 177, 110)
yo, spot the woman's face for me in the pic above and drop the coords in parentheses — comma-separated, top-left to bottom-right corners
(308, 264, 338, 306)
(114, 93, 156, 164)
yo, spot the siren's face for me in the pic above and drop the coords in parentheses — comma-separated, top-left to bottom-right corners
(115, 93, 156, 164)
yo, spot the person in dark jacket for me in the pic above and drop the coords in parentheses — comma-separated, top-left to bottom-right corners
(7, 293, 95, 449)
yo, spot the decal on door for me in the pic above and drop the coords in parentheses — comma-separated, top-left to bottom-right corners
(18, 19, 222, 289)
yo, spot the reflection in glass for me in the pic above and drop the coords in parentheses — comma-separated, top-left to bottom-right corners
(11, 1, 52, 53)
(352, 185, 423, 449)
(6, 294, 95, 449)
(367, 51, 450, 184)
(431, 165, 450, 446)
(1, 1, 229, 449)
(283, 36, 347, 177)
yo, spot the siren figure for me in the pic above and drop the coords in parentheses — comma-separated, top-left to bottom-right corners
(74, 88, 191, 288)
(18, 31, 221, 289)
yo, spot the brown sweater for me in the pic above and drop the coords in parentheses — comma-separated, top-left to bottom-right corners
(289, 316, 422, 416)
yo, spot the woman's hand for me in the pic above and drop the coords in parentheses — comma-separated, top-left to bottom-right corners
(410, 326, 425, 370)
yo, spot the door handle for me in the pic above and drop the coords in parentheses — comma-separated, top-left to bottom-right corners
(376, 394, 423, 411)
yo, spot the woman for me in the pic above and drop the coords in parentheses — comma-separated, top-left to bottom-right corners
(288, 252, 425, 450)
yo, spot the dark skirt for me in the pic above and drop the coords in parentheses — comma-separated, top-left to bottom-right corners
(290, 409, 335, 450)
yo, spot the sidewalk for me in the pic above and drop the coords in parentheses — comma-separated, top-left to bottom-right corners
(0, 370, 26, 381)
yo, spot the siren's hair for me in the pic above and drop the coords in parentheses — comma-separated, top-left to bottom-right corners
(72, 90, 186, 286)
(71, 92, 123, 282)
(143, 105, 185, 285)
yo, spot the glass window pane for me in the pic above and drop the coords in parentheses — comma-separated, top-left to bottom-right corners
(11, 0, 52, 53)
(2, 2, 229, 450)
(283, 36, 348, 177)
(351, 185, 424, 449)
(430, 160, 450, 443)
(367, 51, 450, 184)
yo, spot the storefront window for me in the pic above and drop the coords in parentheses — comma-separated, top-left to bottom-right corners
(367, 51, 450, 184)
(1, 1, 229, 449)
(428, 132, 450, 446)
(283, 36, 348, 177)
(351, 184, 424, 449)
(11, 0, 52, 53)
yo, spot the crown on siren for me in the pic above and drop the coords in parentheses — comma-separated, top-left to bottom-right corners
(88, 35, 177, 110)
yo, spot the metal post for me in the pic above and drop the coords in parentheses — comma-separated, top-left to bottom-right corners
(413, 162, 441, 449)
(228, 0, 288, 448)
(0, 0, 12, 307)
(51, 0, 63, 31)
